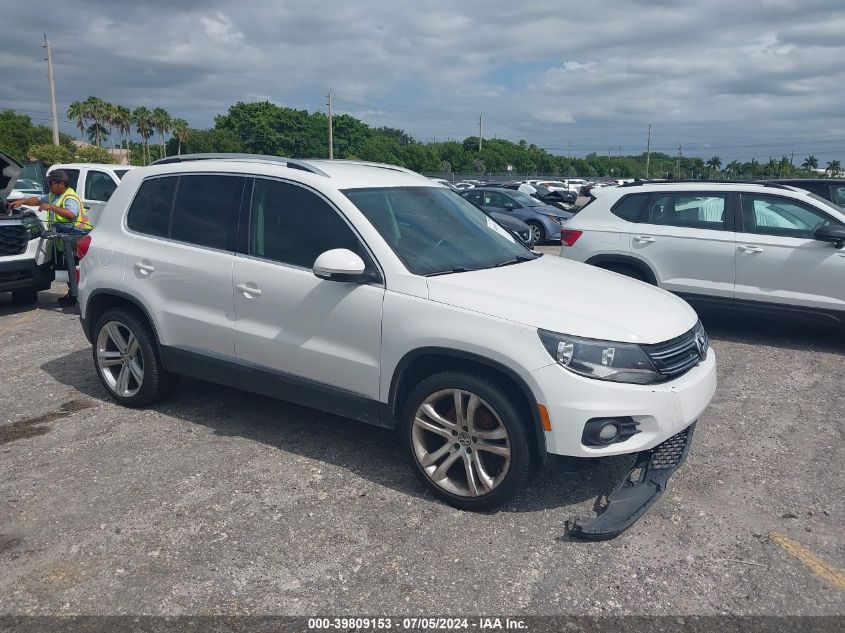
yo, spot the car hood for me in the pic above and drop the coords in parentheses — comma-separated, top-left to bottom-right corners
(426, 255, 697, 344)
(0, 152, 22, 202)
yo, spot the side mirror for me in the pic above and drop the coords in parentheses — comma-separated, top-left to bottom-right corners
(313, 248, 369, 282)
(814, 224, 845, 249)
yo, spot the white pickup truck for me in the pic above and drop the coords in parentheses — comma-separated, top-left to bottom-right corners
(45, 163, 135, 226)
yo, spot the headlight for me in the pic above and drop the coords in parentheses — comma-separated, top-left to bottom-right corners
(538, 329, 661, 384)
(545, 215, 566, 226)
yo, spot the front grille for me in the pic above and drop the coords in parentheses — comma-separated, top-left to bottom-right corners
(0, 226, 28, 256)
(650, 424, 694, 470)
(642, 324, 707, 379)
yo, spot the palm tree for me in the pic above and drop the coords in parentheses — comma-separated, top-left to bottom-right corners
(114, 105, 133, 152)
(171, 118, 189, 155)
(103, 101, 118, 149)
(765, 158, 778, 177)
(826, 160, 841, 176)
(151, 108, 172, 160)
(802, 155, 818, 170)
(67, 101, 87, 140)
(778, 156, 792, 178)
(725, 160, 741, 176)
(133, 107, 154, 165)
(83, 96, 107, 146)
(705, 156, 722, 178)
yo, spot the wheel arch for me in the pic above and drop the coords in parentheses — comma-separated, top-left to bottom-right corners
(84, 290, 164, 358)
(584, 254, 658, 285)
(388, 347, 547, 462)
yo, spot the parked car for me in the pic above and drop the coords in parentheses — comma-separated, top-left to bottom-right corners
(453, 182, 475, 190)
(46, 163, 135, 227)
(429, 177, 459, 191)
(560, 181, 845, 327)
(563, 178, 588, 193)
(77, 154, 716, 537)
(0, 153, 54, 304)
(487, 211, 535, 247)
(460, 187, 574, 243)
(768, 179, 845, 207)
(534, 185, 577, 207)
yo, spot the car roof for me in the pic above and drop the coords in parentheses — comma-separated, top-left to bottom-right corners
(48, 163, 136, 170)
(143, 155, 434, 189)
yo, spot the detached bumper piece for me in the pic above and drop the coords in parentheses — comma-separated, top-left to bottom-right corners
(568, 423, 696, 541)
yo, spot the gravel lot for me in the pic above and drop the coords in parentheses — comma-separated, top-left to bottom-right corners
(1, 267, 843, 617)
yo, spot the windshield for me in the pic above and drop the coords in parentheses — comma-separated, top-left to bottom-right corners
(507, 191, 544, 207)
(343, 186, 535, 276)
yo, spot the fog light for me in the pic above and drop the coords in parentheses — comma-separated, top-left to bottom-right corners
(582, 417, 641, 447)
(598, 422, 619, 442)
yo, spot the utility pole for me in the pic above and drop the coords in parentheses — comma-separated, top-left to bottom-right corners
(327, 91, 333, 159)
(676, 146, 682, 179)
(478, 114, 483, 152)
(43, 34, 59, 145)
(645, 124, 651, 179)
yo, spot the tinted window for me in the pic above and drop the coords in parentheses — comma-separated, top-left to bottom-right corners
(740, 194, 842, 238)
(62, 169, 80, 191)
(85, 170, 116, 200)
(250, 179, 359, 268)
(792, 181, 829, 198)
(647, 193, 727, 230)
(126, 177, 177, 237)
(171, 175, 243, 250)
(485, 191, 510, 207)
(611, 193, 649, 222)
(462, 190, 482, 204)
(833, 186, 845, 206)
(113, 169, 129, 180)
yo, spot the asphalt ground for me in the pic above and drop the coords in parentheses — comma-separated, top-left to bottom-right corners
(0, 267, 843, 617)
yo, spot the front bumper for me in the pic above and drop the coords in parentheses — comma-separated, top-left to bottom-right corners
(569, 422, 696, 540)
(532, 349, 716, 458)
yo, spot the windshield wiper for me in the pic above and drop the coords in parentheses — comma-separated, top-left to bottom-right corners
(494, 255, 536, 268)
(425, 267, 472, 277)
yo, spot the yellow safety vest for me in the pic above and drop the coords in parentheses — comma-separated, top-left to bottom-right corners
(49, 187, 91, 230)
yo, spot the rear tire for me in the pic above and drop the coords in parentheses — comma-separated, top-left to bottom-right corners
(93, 308, 168, 407)
(400, 371, 532, 511)
(526, 222, 546, 244)
(11, 290, 38, 305)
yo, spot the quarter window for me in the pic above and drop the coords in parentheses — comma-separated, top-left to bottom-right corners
(126, 176, 177, 238)
(171, 175, 244, 251)
(249, 179, 360, 268)
(611, 193, 649, 222)
(646, 193, 727, 230)
(740, 194, 841, 238)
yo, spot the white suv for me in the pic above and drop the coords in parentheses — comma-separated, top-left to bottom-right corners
(560, 182, 845, 327)
(77, 155, 716, 538)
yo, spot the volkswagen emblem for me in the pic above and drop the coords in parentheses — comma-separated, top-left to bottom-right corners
(695, 332, 708, 359)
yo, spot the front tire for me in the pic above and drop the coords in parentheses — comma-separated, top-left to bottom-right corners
(400, 372, 532, 511)
(526, 221, 546, 245)
(93, 308, 168, 407)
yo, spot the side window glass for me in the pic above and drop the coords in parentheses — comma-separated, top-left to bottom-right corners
(611, 193, 649, 222)
(647, 193, 726, 230)
(832, 186, 845, 207)
(126, 177, 177, 238)
(250, 179, 360, 268)
(464, 191, 481, 204)
(61, 169, 80, 191)
(171, 175, 244, 250)
(740, 194, 839, 238)
(85, 170, 116, 201)
(489, 192, 507, 207)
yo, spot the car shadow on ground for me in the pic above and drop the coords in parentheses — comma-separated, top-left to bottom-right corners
(699, 312, 845, 353)
(40, 348, 630, 517)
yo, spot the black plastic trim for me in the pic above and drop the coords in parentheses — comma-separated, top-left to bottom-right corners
(0, 259, 54, 292)
(161, 345, 384, 427)
(584, 255, 658, 285)
(677, 292, 845, 327)
(83, 289, 162, 350)
(387, 347, 547, 460)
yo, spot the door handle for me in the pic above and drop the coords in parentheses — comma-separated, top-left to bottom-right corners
(738, 245, 764, 253)
(633, 235, 656, 243)
(235, 283, 262, 297)
(134, 262, 154, 275)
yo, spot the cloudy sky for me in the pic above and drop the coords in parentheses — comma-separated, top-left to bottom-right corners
(3, 0, 844, 164)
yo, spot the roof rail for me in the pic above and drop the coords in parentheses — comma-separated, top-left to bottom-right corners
(151, 153, 330, 178)
(618, 179, 790, 190)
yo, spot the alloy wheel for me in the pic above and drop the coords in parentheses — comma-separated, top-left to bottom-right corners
(96, 320, 144, 398)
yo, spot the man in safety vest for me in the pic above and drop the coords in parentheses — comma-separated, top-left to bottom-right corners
(9, 170, 91, 305)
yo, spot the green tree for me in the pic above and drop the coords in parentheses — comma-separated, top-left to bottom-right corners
(27, 143, 74, 165)
(166, 128, 243, 156)
(114, 105, 133, 151)
(83, 96, 108, 146)
(706, 156, 722, 177)
(826, 160, 841, 176)
(76, 145, 115, 163)
(133, 107, 154, 165)
(67, 100, 87, 139)
(171, 118, 189, 155)
(802, 155, 818, 170)
(151, 108, 172, 159)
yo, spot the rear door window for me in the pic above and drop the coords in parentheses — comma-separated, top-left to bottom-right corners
(646, 193, 728, 230)
(126, 176, 177, 238)
(170, 174, 244, 251)
(84, 170, 117, 201)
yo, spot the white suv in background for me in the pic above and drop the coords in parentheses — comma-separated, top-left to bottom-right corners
(560, 182, 845, 327)
(77, 155, 717, 539)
